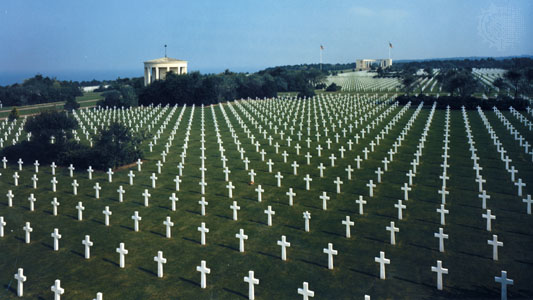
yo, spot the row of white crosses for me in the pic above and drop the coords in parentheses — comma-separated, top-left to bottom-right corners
(494, 106, 532, 160)
(0, 104, 195, 298)
(462, 107, 514, 299)
(0, 116, 29, 147)
(477, 107, 530, 210)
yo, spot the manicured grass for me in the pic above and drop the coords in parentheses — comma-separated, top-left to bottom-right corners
(0, 97, 531, 299)
(0, 92, 102, 118)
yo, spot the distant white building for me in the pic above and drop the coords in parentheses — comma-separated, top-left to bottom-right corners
(356, 59, 392, 71)
(82, 85, 109, 93)
(144, 57, 188, 86)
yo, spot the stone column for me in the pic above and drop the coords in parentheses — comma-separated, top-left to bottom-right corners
(147, 66, 151, 84)
(155, 67, 160, 80)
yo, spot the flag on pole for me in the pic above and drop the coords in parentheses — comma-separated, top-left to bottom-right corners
(389, 42, 393, 48)
(320, 45, 324, 50)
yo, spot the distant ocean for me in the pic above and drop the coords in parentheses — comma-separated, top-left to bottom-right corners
(0, 66, 264, 86)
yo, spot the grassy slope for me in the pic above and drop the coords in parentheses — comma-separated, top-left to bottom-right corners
(0, 99, 531, 299)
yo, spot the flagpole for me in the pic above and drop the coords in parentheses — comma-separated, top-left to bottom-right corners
(320, 48, 323, 71)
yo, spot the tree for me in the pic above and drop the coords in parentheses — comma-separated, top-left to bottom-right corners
(24, 109, 78, 145)
(504, 70, 522, 98)
(325, 83, 341, 92)
(98, 85, 137, 108)
(8, 107, 19, 121)
(492, 77, 506, 90)
(93, 122, 143, 168)
(401, 74, 416, 95)
(424, 67, 433, 77)
(64, 97, 80, 111)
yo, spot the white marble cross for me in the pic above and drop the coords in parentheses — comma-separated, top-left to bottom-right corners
(431, 260, 448, 290)
(174, 176, 182, 191)
(244, 270, 259, 300)
(488, 234, 503, 261)
(31, 174, 38, 189)
(230, 201, 240, 221)
(401, 183, 411, 201)
(196, 260, 211, 289)
(304, 174, 313, 191)
(14, 268, 27, 297)
(93, 182, 101, 199)
(494, 270, 513, 300)
(367, 180, 376, 197)
(87, 166, 94, 180)
(395, 200, 406, 220)
(298, 282, 315, 300)
(523, 194, 532, 214)
(255, 185, 264, 202)
(23, 222, 32, 243)
(51, 177, 58, 192)
(72, 180, 79, 195)
(128, 171, 135, 185)
(132, 211, 142, 232)
(169, 193, 178, 211)
(375, 251, 390, 279)
(28, 194, 36, 212)
(236, 228, 248, 253)
(199, 197, 208, 216)
(356, 196, 366, 215)
(163, 216, 174, 238)
(317, 163, 325, 178)
(482, 209, 496, 231)
(277, 235, 290, 261)
(51, 279, 64, 300)
(386, 221, 399, 245)
(323, 243, 338, 270)
(0, 216, 6, 237)
(303, 211, 311, 232)
(116, 242, 128, 268)
(436, 204, 449, 225)
(82, 235, 93, 259)
(334, 177, 343, 194)
(318, 192, 330, 211)
(342, 216, 354, 238)
(142, 189, 151, 207)
(264, 206, 276, 226)
(68, 164, 75, 177)
(434, 227, 448, 253)
(150, 173, 158, 189)
(107, 168, 114, 183)
(198, 222, 209, 245)
(286, 188, 296, 206)
(103, 206, 112, 226)
(51, 197, 60, 216)
(226, 181, 235, 198)
(154, 251, 167, 278)
(275, 172, 283, 187)
(51, 228, 62, 251)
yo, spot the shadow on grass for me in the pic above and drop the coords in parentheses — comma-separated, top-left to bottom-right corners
(284, 224, 303, 232)
(138, 266, 157, 277)
(215, 214, 232, 221)
(149, 230, 166, 238)
(70, 249, 85, 259)
(408, 242, 437, 252)
(216, 243, 238, 252)
(248, 219, 266, 226)
(256, 250, 278, 260)
(41, 242, 53, 250)
(182, 236, 201, 245)
(3, 283, 15, 295)
(222, 287, 247, 299)
(349, 267, 378, 279)
(119, 224, 133, 232)
(180, 276, 200, 288)
(297, 258, 325, 269)
(102, 257, 119, 267)
(185, 209, 201, 216)
(322, 230, 345, 238)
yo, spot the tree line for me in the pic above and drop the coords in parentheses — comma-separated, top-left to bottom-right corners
(0, 75, 82, 107)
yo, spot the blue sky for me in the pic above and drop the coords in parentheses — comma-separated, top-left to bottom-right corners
(0, 0, 532, 83)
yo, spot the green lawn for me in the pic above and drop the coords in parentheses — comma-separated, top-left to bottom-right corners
(0, 92, 102, 119)
(0, 96, 531, 299)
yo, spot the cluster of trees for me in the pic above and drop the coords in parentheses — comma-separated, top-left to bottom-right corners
(138, 69, 326, 106)
(0, 110, 144, 169)
(435, 69, 481, 97)
(392, 57, 533, 72)
(493, 68, 533, 98)
(0, 75, 82, 106)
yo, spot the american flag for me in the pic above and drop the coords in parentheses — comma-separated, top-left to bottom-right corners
(389, 42, 393, 48)
(320, 45, 324, 50)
